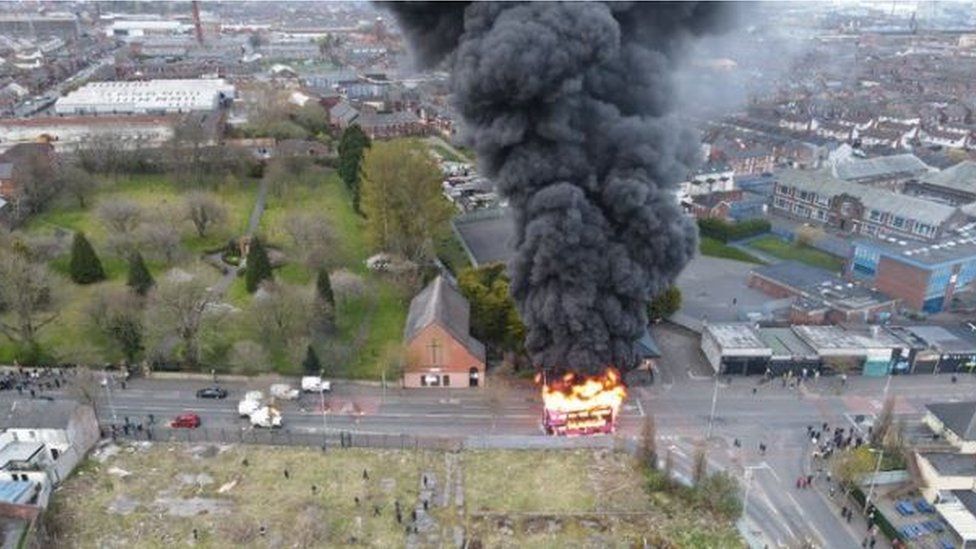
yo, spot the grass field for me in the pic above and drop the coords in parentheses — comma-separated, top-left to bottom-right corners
(699, 236, 764, 264)
(1, 174, 259, 364)
(746, 234, 846, 272)
(45, 443, 742, 548)
(257, 170, 408, 379)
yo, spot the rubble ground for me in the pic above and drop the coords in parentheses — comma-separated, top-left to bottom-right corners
(44, 443, 741, 548)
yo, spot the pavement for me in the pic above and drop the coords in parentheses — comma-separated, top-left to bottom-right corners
(674, 255, 776, 325)
(3, 353, 975, 548)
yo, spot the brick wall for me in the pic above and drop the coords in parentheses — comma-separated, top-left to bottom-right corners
(874, 256, 929, 310)
(747, 273, 799, 299)
(404, 324, 485, 389)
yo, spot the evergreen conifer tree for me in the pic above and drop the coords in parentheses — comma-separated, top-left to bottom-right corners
(244, 237, 273, 293)
(69, 232, 106, 284)
(126, 251, 155, 296)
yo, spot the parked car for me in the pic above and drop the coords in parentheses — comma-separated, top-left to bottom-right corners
(196, 386, 228, 399)
(301, 376, 331, 393)
(171, 413, 201, 429)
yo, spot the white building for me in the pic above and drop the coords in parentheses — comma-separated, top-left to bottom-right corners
(678, 162, 735, 202)
(55, 79, 235, 116)
(0, 400, 99, 508)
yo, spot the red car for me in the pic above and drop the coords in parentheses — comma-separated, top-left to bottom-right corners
(171, 413, 201, 429)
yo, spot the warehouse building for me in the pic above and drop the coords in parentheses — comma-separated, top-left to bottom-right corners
(54, 79, 235, 116)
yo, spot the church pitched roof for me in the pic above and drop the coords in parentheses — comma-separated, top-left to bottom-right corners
(404, 276, 486, 361)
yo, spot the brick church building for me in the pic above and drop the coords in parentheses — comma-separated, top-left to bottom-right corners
(402, 276, 486, 389)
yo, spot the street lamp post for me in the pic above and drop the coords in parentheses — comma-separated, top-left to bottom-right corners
(864, 447, 885, 512)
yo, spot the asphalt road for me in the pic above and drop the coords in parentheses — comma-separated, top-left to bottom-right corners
(3, 369, 974, 548)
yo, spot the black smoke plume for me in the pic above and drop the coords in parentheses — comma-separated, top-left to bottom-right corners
(385, 2, 734, 376)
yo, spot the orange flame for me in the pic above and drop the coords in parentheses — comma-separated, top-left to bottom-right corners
(539, 367, 627, 416)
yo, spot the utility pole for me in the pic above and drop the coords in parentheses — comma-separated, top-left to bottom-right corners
(864, 447, 886, 511)
(706, 376, 720, 439)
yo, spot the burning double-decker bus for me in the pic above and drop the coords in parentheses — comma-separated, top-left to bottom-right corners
(538, 368, 627, 436)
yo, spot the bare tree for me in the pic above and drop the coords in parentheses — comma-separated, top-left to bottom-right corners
(136, 222, 184, 265)
(692, 442, 708, 486)
(248, 282, 312, 351)
(86, 286, 145, 363)
(184, 191, 228, 238)
(58, 164, 100, 209)
(148, 269, 221, 368)
(639, 414, 659, 470)
(97, 199, 143, 235)
(0, 252, 59, 345)
(284, 213, 339, 269)
(228, 340, 271, 375)
(65, 366, 102, 417)
(330, 269, 365, 302)
(10, 147, 58, 219)
(872, 395, 895, 447)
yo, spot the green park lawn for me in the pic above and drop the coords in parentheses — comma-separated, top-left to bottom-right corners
(746, 234, 846, 272)
(256, 170, 408, 379)
(699, 236, 764, 264)
(1, 173, 259, 365)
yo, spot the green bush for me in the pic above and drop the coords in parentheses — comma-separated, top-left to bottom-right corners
(698, 218, 770, 243)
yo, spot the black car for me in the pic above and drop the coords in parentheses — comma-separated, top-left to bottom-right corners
(195, 386, 228, 399)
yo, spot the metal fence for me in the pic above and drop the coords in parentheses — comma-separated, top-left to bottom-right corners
(100, 425, 463, 451)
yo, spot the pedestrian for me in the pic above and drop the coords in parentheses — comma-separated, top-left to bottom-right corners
(355, 496, 361, 506)
(311, 484, 318, 495)
(373, 505, 381, 517)
(423, 474, 427, 488)
(806, 474, 813, 485)
(284, 469, 290, 479)
(796, 477, 803, 489)
(16, 385, 22, 395)
(411, 509, 417, 522)
(242, 458, 249, 467)
(869, 537, 876, 548)
(363, 469, 369, 480)
(29, 388, 34, 399)
(423, 499, 429, 511)
(842, 506, 848, 518)
(846, 511, 852, 523)
(829, 486, 835, 497)
(752, 387, 757, 395)
(192, 529, 198, 541)
(259, 525, 267, 537)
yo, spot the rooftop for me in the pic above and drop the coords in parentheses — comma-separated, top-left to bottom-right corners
(404, 276, 485, 362)
(855, 228, 976, 267)
(452, 208, 515, 266)
(918, 160, 976, 194)
(906, 325, 976, 354)
(919, 451, 976, 476)
(926, 401, 976, 441)
(776, 168, 958, 227)
(0, 481, 32, 505)
(791, 324, 903, 351)
(752, 261, 896, 311)
(832, 153, 931, 182)
(2, 399, 81, 430)
(0, 441, 43, 470)
(756, 327, 817, 358)
(704, 324, 770, 351)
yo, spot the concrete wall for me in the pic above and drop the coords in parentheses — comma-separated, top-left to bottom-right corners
(403, 324, 485, 389)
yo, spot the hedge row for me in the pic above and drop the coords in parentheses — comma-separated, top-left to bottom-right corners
(697, 218, 771, 243)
